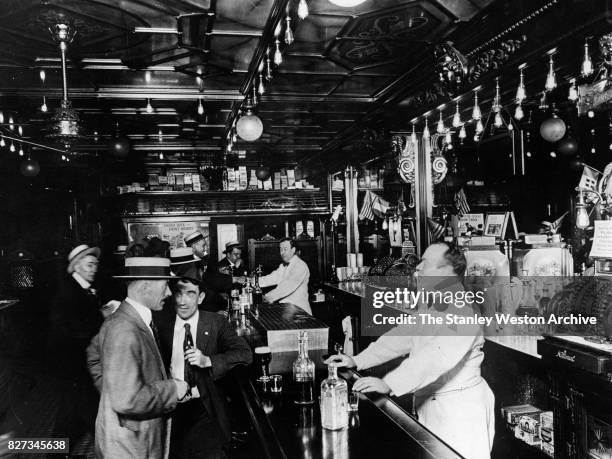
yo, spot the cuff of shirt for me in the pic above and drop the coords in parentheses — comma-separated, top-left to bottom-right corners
(352, 354, 374, 371)
(382, 368, 412, 397)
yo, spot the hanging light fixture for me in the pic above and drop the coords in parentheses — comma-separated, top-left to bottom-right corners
(493, 78, 503, 127)
(516, 65, 526, 102)
(274, 39, 283, 65)
(232, 129, 238, 143)
(265, 48, 273, 80)
(258, 73, 265, 95)
(445, 130, 452, 144)
(284, 14, 294, 45)
(47, 23, 80, 146)
(18, 125, 23, 136)
(252, 86, 259, 106)
(39, 69, 46, 83)
(9, 115, 14, 130)
(197, 98, 204, 115)
(472, 89, 482, 120)
(158, 129, 163, 142)
(146, 99, 153, 114)
(476, 119, 484, 134)
(9, 141, 15, 152)
(459, 124, 466, 139)
(423, 116, 430, 139)
(18, 143, 24, 156)
(41, 96, 48, 112)
(568, 78, 579, 101)
(298, 0, 309, 19)
(437, 106, 446, 134)
(159, 151, 164, 160)
(0, 136, 5, 147)
(452, 99, 462, 127)
(545, 52, 557, 91)
(382, 217, 388, 231)
(581, 39, 594, 77)
(514, 104, 524, 120)
(411, 121, 417, 144)
(0, 111, 4, 124)
(236, 97, 264, 141)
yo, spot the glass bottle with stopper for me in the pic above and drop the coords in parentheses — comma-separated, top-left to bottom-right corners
(320, 362, 348, 430)
(293, 331, 315, 404)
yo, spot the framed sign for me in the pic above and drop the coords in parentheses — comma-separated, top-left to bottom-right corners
(124, 216, 210, 249)
(484, 212, 508, 238)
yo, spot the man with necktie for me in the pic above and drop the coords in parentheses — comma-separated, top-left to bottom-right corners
(154, 264, 252, 459)
(258, 238, 312, 314)
(48, 244, 104, 446)
(87, 257, 191, 459)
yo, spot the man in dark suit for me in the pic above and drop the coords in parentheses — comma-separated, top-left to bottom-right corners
(154, 265, 253, 459)
(207, 241, 247, 295)
(48, 244, 104, 444)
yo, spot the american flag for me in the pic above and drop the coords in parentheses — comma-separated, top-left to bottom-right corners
(578, 165, 600, 191)
(427, 217, 445, 241)
(454, 188, 470, 216)
(359, 190, 375, 221)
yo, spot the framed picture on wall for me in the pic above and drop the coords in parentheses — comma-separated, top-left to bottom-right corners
(123, 216, 210, 249)
(483, 212, 508, 238)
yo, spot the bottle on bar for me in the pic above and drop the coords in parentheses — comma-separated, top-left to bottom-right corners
(330, 264, 339, 283)
(320, 363, 348, 430)
(253, 265, 263, 307)
(243, 270, 253, 308)
(293, 331, 315, 405)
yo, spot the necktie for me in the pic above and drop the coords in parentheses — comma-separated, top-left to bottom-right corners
(183, 323, 196, 388)
(149, 320, 162, 351)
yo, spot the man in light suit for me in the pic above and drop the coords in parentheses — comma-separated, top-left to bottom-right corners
(87, 257, 190, 459)
(154, 265, 252, 458)
(327, 242, 495, 459)
(258, 238, 311, 314)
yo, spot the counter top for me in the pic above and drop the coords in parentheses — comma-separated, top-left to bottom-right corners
(239, 367, 462, 459)
(484, 335, 542, 359)
(323, 281, 366, 298)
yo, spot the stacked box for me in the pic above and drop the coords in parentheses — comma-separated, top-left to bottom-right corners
(502, 404, 542, 427)
(184, 174, 193, 191)
(248, 170, 259, 189)
(192, 174, 201, 191)
(239, 166, 248, 190)
(540, 442, 554, 457)
(287, 169, 295, 188)
(264, 178, 273, 190)
(273, 172, 281, 189)
(514, 424, 541, 446)
(227, 169, 236, 191)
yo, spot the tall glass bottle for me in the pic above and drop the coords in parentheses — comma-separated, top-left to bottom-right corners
(292, 331, 315, 404)
(320, 363, 348, 430)
(253, 266, 263, 307)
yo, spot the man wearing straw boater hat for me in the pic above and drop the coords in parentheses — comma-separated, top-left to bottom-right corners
(49, 244, 104, 446)
(87, 257, 190, 459)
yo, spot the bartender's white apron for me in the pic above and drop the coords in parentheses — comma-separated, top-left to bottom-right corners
(416, 378, 495, 459)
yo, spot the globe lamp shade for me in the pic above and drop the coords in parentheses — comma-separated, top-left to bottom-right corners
(20, 158, 40, 177)
(236, 112, 263, 142)
(255, 166, 271, 181)
(109, 136, 131, 158)
(539, 115, 567, 143)
(557, 137, 578, 156)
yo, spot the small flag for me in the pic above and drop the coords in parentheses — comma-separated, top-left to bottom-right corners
(541, 211, 568, 234)
(371, 192, 390, 218)
(578, 165, 601, 191)
(454, 188, 470, 216)
(427, 217, 445, 241)
(359, 190, 374, 221)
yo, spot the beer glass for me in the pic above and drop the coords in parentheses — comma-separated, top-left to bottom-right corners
(255, 346, 272, 382)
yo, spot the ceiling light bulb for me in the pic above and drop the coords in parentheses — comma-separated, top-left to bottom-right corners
(18, 125, 23, 136)
(445, 130, 452, 144)
(158, 129, 163, 142)
(274, 39, 283, 65)
(197, 98, 204, 115)
(514, 104, 524, 120)
(591, 147, 596, 154)
(494, 112, 503, 128)
(411, 122, 417, 143)
(508, 122, 514, 131)
(66, 157, 70, 162)
(146, 99, 153, 114)
(576, 205, 590, 229)
(145, 70, 152, 83)
(258, 73, 265, 95)
(423, 117, 430, 139)
(474, 134, 479, 142)
(284, 15, 294, 44)
(159, 152, 164, 160)
(0, 111, 3, 124)
(493, 78, 502, 112)
(582, 41, 593, 77)
(459, 125, 466, 139)
(232, 131, 237, 143)
(588, 110, 595, 118)
(382, 218, 388, 230)
(18, 145, 24, 156)
(41, 96, 48, 112)
(516, 68, 526, 102)
(0, 137, 4, 147)
(437, 109, 445, 134)
(452, 101, 461, 127)
(472, 91, 481, 120)
(298, 0, 309, 19)
(39, 69, 46, 83)
(545, 54, 557, 91)
(476, 119, 484, 134)
(568, 78, 579, 101)
(9, 115, 14, 130)
(61, 154, 66, 161)
(9, 142, 15, 152)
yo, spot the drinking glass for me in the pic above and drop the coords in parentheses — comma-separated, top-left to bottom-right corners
(270, 374, 283, 393)
(255, 346, 272, 382)
(348, 390, 360, 412)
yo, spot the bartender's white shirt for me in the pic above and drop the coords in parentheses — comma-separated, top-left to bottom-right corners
(170, 311, 200, 398)
(259, 255, 311, 314)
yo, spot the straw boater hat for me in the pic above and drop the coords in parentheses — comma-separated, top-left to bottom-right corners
(113, 245, 128, 256)
(170, 247, 196, 266)
(184, 231, 207, 247)
(67, 244, 101, 274)
(113, 257, 175, 279)
(223, 241, 242, 254)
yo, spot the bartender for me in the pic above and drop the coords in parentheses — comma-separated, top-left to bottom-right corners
(259, 238, 311, 314)
(326, 242, 495, 459)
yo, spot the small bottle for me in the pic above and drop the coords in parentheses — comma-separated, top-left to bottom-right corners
(292, 331, 315, 405)
(231, 288, 241, 312)
(330, 264, 339, 283)
(253, 266, 263, 307)
(320, 363, 348, 430)
(243, 271, 253, 307)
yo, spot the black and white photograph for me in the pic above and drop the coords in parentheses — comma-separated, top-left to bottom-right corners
(1, 1, 612, 458)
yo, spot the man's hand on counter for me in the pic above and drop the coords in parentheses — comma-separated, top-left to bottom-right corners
(324, 353, 356, 368)
(352, 377, 391, 395)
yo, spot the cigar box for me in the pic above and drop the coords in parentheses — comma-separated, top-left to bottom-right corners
(518, 414, 540, 435)
(540, 441, 554, 457)
(514, 424, 541, 446)
(540, 411, 553, 430)
(502, 404, 541, 426)
(540, 426, 554, 445)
